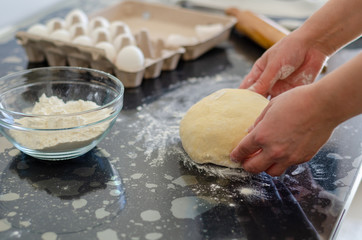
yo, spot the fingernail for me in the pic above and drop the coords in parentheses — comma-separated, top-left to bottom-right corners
(247, 125, 254, 133)
(230, 154, 239, 163)
(248, 85, 255, 91)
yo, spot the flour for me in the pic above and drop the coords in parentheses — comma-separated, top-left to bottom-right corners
(122, 75, 241, 170)
(279, 65, 295, 80)
(10, 94, 112, 151)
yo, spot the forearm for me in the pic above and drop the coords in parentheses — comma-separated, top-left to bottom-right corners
(311, 52, 362, 126)
(294, 0, 362, 56)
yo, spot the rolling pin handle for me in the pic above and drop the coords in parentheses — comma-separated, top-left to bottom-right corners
(226, 7, 290, 49)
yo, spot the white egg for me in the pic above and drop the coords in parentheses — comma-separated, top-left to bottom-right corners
(115, 45, 144, 72)
(46, 18, 66, 34)
(50, 29, 71, 42)
(69, 23, 88, 39)
(65, 9, 88, 29)
(90, 27, 111, 44)
(113, 34, 135, 52)
(72, 35, 93, 46)
(109, 21, 131, 40)
(95, 42, 116, 62)
(88, 16, 110, 32)
(27, 24, 48, 36)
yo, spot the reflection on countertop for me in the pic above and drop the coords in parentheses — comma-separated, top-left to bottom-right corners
(0, 0, 361, 239)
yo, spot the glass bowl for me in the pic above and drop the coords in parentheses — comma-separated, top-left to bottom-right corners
(0, 67, 124, 160)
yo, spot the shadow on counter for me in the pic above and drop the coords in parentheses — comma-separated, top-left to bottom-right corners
(0, 147, 126, 234)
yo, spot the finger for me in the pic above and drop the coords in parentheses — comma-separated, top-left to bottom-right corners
(240, 75, 256, 89)
(253, 103, 270, 128)
(265, 162, 288, 176)
(241, 151, 275, 174)
(248, 63, 281, 96)
(240, 63, 263, 89)
(269, 80, 294, 98)
(247, 124, 255, 133)
(230, 133, 261, 163)
(247, 108, 268, 133)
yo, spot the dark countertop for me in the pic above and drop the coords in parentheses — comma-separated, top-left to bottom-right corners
(0, 1, 361, 239)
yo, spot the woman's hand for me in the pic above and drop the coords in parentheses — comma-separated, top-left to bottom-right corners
(230, 85, 336, 176)
(240, 34, 327, 98)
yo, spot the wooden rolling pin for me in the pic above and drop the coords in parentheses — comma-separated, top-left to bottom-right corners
(225, 7, 290, 49)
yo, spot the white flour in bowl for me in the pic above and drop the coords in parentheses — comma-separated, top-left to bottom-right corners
(10, 94, 112, 151)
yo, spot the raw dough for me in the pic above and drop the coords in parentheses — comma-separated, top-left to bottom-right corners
(179, 88, 269, 168)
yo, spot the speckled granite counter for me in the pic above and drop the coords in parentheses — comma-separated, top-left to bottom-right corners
(0, 1, 361, 239)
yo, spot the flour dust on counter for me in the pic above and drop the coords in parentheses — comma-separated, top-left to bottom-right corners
(119, 74, 241, 170)
(96, 228, 119, 240)
(110, 74, 284, 235)
(140, 209, 162, 222)
(41, 232, 57, 240)
(0, 136, 12, 153)
(170, 196, 218, 219)
(179, 88, 269, 169)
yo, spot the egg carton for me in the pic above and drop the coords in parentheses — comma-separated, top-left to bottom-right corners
(16, 1, 236, 88)
(16, 30, 184, 88)
(90, 1, 236, 60)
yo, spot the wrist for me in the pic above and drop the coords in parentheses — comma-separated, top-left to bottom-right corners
(292, 0, 362, 56)
(306, 83, 344, 129)
(292, 26, 335, 57)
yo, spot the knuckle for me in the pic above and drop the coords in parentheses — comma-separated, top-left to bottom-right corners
(253, 133, 267, 146)
(243, 161, 263, 174)
(269, 146, 285, 160)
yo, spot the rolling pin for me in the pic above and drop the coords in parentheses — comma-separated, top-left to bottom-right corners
(225, 7, 290, 49)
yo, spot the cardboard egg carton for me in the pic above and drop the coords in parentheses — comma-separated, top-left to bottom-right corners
(16, 1, 236, 88)
(15, 30, 184, 88)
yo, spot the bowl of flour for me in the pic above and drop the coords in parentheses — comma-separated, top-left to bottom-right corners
(0, 67, 124, 160)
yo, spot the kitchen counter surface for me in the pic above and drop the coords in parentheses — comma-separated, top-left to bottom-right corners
(0, 1, 361, 239)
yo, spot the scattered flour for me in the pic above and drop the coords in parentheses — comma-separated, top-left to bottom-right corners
(327, 153, 344, 160)
(95, 208, 111, 219)
(170, 196, 216, 219)
(279, 65, 295, 79)
(41, 232, 57, 240)
(145, 232, 163, 240)
(72, 199, 87, 210)
(19, 220, 31, 227)
(145, 183, 158, 188)
(140, 210, 161, 222)
(10, 94, 112, 151)
(2, 56, 22, 64)
(110, 189, 122, 196)
(0, 219, 11, 232)
(0, 192, 20, 201)
(8, 149, 19, 157)
(0, 137, 13, 152)
(7, 212, 16, 217)
(294, 71, 313, 85)
(97, 229, 119, 240)
(172, 175, 198, 187)
(239, 188, 255, 196)
(131, 173, 143, 180)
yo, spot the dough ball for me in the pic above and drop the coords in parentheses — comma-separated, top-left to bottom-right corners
(179, 88, 269, 168)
